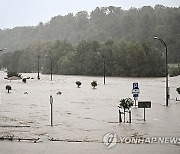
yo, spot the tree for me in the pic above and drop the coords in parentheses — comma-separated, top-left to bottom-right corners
(118, 98, 133, 122)
(0, 6, 180, 63)
(76, 81, 82, 88)
(119, 98, 134, 110)
(91, 81, 97, 89)
(9, 50, 23, 72)
(7, 72, 21, 78)
(22, 78, 27, 83)
(17, 52, 36, 73)
(177, 87, 180, 95)
(75, 11, 89, 31)
(176, 87, 180, 101)
(0, 53, 12, 70)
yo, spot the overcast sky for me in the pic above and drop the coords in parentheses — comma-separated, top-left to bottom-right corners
(0, 0, 180, 29)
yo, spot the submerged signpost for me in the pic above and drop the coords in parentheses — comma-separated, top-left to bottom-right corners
(131, 82, 151, 121)
(50, 95, 53, 126)
(138, 101, 151, 121)
(132, 82, 140, 106)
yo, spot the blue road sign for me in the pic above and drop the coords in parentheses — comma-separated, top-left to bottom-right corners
(133, 82, 139, 89)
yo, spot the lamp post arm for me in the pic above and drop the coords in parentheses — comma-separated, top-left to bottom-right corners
(156, 38, 167, 48)
(160, 40, 167, 49)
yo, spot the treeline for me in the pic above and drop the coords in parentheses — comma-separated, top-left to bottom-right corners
(0, 5, 180, 63)
(0, 40, 165, 77)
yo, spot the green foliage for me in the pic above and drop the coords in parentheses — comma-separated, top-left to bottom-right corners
(0, 5, 179, 63)
(22, 78, 27, 83)
(169, 67, 180, 77)
(76, 81, 82, 88)
(17, 52, 36, 73)
(1, 40, 166, 77)
(176, 87, 180, 95)
(7, 72, 21, 78)
(91, 81, 97, 88)
(119, 98, 134, 110)
(1, 6, 179, 76)
(5, 85, 12, 93)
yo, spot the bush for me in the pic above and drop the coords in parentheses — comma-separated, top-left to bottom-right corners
(7, 72, 21, 78)
(176, 87, 180, 95)
(22, 78, 27, 83)
(169, 67, 180, 77)
(119, 98, 134, 110)
(118, 97, 133, 123)
(91, 81, 97, 88)
(76, 81, 82, 88)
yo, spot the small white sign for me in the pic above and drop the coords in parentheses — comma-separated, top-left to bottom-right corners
(132, 89, 140, 94)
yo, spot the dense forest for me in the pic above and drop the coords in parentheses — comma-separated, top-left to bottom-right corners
(0, 39, 165, 77)
(0, 5, 180, 62)
(0, 5, 180, 77)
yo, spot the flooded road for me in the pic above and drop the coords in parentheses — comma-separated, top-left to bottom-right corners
(0, 71, 180, 153)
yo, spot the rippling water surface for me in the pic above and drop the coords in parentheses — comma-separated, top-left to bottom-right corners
(0, 71, 180, 153)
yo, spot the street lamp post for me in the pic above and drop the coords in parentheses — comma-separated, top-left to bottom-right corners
(154, 36, 169, 106)
(50, 56, 52, 81)
(103, 56, 106, 85)
(37, 55, 40, 80)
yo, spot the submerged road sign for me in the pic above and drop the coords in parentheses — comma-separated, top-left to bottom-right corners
(138, 101, 151, 121)
(132, 82, 140, 94)
(133, 82, 139, 89)
(133, 94, 138, 97)
(138, 101, 151, 108)
(132, 82, 140, 105)
(132, 89, 140, 94)
(50, 95, 53, 126)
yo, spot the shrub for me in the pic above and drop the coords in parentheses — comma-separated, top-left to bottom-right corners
(118, 97, 133, 123)
(176, 87, 180, 95)
(169, 67, 180, 77)
(91, 81, 97, 88)
(76, 81, 82, 88)
(7, 72, 21, 78)
(119, 98, 134, 110)
(22, 78, 27, 83)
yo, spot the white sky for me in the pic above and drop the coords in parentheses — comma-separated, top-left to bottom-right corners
(0, 0, 180, 29)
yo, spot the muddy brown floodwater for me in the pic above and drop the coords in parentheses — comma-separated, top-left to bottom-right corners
(0, 71, 180, 154)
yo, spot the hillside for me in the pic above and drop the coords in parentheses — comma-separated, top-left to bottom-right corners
(0, 5, 180, 63)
